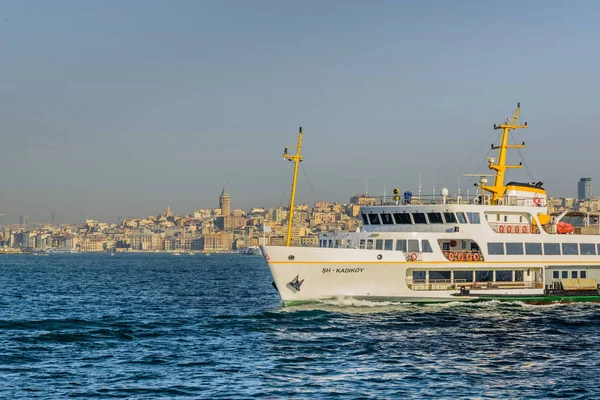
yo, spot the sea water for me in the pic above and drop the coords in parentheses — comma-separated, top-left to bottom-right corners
(0, 253, 599, 399)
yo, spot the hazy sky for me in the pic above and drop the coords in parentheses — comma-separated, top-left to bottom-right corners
(1, 1, 599, 224)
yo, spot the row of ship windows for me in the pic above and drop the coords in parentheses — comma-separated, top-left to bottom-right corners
(552, 270, 588, 279)
(362, 211, 481, 226)
(487, 242, 600, 256)
(319, 238, 432, 252)
(413, 270, 524, 282)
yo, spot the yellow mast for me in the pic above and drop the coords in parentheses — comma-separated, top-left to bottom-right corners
(481, 103, 528, 204)
(283, 127, 303, 247)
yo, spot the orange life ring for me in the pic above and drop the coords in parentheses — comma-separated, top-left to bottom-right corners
(448, 252, 455, 261)
(457, 252, 464, 261)
(530, 225, 536, 234)
(507, 225, 512, 233)
(514, 226, 520, 233)
(465, 253, 473, 261)
(499, 226, 505, 233)
(473, 253, 480, 261)
(522, 225, 528, 234)
(410, 253, 417, 261)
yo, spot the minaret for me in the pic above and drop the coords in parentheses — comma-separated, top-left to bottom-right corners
(219, 184, 231, 215)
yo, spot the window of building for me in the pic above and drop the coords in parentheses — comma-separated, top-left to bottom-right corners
(506, 243, 524, 255)
(396, 239, 407, 252)
(552, 271, 559, 279)
(375, 239, 384, 250)
(561, 271, 568, 279)
(407, 240, 419, 253)
(412, 213, 427, 224)
(380, 213, 394, 225)
(422, 240, 433, 253)
(456, 212, 468, 224)
(581, 271, 587, 279)
(361, 214, 369, 225)
(467, 212, 481, 224)
(515, 270, 524, 281)
(393, 213, 412, 224)
(359, 239, 366, 249)
(487, 242, 505, 255)
(443, 212, 457, 224)
(412, 271, 426, 282)
(367, 239, 374, 249)
(454, 270, 473, 283)
(525, 242, 543, 255)
(427, 212, 443, 224)
(429, 271, 451, 280)
(571, 271, 578, 279)
(475, 270, 493, 282)
(543, 243, 560, 255)
(368, 214, 380, 225)
(580, 243, 596, 255)
(562, 243, 578, 255)
(496, 270, 513, 282)
(384, 239, 393, 251)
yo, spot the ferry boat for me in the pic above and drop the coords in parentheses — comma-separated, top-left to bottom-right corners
(262, 105, 600, 305)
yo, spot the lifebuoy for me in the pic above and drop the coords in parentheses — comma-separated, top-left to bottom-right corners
(410, 253, 417, 261)
(448, 252, 455, 261)
(533, 196, 541, 206)
(507, 225, 512, 233)
(530, 225, 536, 234)
(473, 253, 480, 261)
(514, 225, 520, 233)
(465, 253, 473, 261)
(522, 225, 528, 234)
(499, 226, 505, 233)
(457, 252, 464, 261)
(450, 240, 457, 247)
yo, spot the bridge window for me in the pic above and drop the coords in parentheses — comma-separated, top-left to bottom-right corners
(562, 243, 578, 255)
(487, 242, 504, 255)
(393, 213, 412, 224)
(380, 213, 394, 225)
(396, 239, 407, 252)
(412, 213, 427, 224)
(475, 270, 493, 282)
(467, 212, 481, 224)
(543, 243, 560, 255)
(456, 212, 468, 224)
(359, 239, 366, 249)
(496, 270, 513, 282)
(525, 242, 543, 255)
(454, 270, 473, 283)
(506, 243, 524, 255)
(361, 213, 369, 225)
(407, 240, 419, 253)
(422, 240, 433, 253)
(443, 212, 457, 223)
(427, 212, 443, 224)
(580, 243, 596, 255)
(384, 239, 393, 251)
(375, 239, 384, 250)
(366, 239, 374, 249)
(368, 214, 380, 225)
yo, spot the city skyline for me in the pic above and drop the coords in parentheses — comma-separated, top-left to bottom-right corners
(2, 1, 600, 223)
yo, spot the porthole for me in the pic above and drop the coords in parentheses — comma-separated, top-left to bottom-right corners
(288, 255, 295, 261)
(377, 254, 383, 260)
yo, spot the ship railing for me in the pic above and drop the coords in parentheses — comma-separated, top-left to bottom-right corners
(372, 195, 546, 207)
(442, 249, 484, 262)
(407, 278, 541, 291)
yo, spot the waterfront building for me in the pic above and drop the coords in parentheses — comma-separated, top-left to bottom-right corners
(578, 177, 593, 200)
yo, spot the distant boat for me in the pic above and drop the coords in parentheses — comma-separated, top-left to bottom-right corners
(173, 252, 181, 256)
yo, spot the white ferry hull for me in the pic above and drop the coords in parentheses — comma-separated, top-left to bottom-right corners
(262, 246, 490, 304)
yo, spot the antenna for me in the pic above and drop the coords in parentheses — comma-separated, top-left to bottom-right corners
(418, 172, 422, 199)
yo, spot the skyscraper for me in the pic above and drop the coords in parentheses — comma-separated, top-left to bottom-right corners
(578, 177, 593, 200)
(219, 185, 231, 216)
(19, 215, 28, 229)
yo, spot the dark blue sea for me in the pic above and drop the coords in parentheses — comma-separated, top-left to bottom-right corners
(1, 253, 599, 399)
